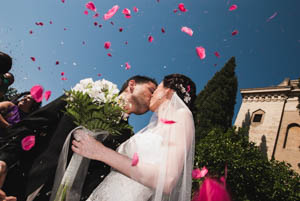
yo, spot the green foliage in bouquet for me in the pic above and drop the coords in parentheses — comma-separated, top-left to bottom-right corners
(64, 89, 132, 135)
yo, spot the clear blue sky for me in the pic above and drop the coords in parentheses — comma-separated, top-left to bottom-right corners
(1, 0, 300, 132)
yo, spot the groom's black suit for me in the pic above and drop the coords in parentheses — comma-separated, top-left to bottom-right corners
(0, 95, 133, 201)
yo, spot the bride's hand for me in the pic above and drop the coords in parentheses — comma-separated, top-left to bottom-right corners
(71, 129, 105, 161)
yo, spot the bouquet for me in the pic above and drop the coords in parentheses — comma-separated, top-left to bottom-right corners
(52, 78, 132, 201)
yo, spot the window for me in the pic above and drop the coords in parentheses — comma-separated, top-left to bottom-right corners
(251, 109, 265, 125)
(253, 114, 262, 122)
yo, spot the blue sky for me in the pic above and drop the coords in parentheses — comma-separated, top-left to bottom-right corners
(1, 0, 300, 132)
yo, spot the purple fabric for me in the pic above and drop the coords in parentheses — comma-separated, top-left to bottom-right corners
(6, 105, 21, 125)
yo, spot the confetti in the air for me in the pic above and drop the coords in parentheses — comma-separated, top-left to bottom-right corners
(133, 6, 139, 13)
(125, 62, 131, 70)
(93, 13, 99, 18)
(181, 26, 193, 36)
(107, 53, 112, 57)
(231, 30, 239, 36)
(214, 51, 220, 58)
(61, 77, 67, 81)
(196, 46, 206, 60)
(56, 61, 60, 65)
(30, 85, 44, 103)
(61, 0, 65, 3)
(229, 4, 238, 11)
(119, 27, 123, 32)
(173, 9, 178, 13)
(44, 91, 51, 101)
(266, 12, 278, 22)
(21, 136, 35, 151)
(94, 22, 98, 26)
(122, 8, 131, 19)
(131, 153, 139, 166)
(192, 166, 208, 179)
(104, 5, 119, 20)
(29, 30, 33, 34)
(86, 2, 97, 12)
(97, 73, 102, 77)
(148, 35, 154, 42)
(30, 57, 36, 61)
(161, 28, 165, 33)
(61, 72, 65, 76)
(104, 41, 111, 49)
(178, 3, 187, 12)
(84, 10, 88, 15)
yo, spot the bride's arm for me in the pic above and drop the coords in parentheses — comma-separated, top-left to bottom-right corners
(72, 109, 194, 194)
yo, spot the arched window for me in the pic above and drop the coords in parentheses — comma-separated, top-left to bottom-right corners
(283, 123, 300, 149)
(251, 109, 265, 125)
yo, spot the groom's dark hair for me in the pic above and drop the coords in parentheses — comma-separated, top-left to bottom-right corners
(119, 75, 157, 94)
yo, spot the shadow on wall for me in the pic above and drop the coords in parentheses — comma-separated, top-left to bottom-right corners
(240, 109, 251, 138)
(259, 135, 268, 159)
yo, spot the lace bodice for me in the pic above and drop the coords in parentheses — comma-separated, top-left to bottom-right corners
(86, 131, 164, 201)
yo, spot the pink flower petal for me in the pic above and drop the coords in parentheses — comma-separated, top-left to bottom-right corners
(94, 22, 98, 26)
(99, 24, 102, 28)
(214, 51, 220, 58)
(122, 8, 131, 19)
(161, 28, 165, 33)
(187, 85, 191, 93)
(30, 85, 44, 103)
(131, 152, 139, 166)
(29, 30, 33, 34)
(104, 41, 111, 49)
(229, 4, 238, 11)
(133, 6, 139, 13)
(61, 0, 65, 3)
(196, 46, 206, 60)
(61, 77, 67, 81)
(107, 53, 112, 57)
(231, 30, 239, 36)
(86, 1, 97, 12)
(266, 12, 278, 22)
(173, 9, 178, 13)
(110, 21, 114, 25)
(44, 90, 51, 101)
(82, 41, 86, 45)
(103, 5, 119, 20)
(93, 13, 99, 18)
(56, 61, 60, 65)
(50, 21, 53, 24)
(119, 27, 123, 32)
(21, 135, 35, 151)
(199, 166, 208, 177)
(178, 3, 187, 12)
(97, 73, 102, 77)
(160, 118, 176, 124)
(37, 66, 41, 70)
(125, 62, 131, 70)
(148, 35, 154, 43)
(30, 57, 36, 62)
(192, 166, 208, 179)
(61, 72, 65, 76)
(84, 10, 89, 15)
(64, 28, 67, 31)
(181, 26, 193, 36)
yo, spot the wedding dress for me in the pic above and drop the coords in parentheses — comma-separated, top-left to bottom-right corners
(87, 93, 195, 201)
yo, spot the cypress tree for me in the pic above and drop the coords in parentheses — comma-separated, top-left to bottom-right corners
(194, 57, 238, 140)
(297, 77, 300, 113)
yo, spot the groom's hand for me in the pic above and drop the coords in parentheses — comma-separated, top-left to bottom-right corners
(72, 130, 104, 161)
(0, 190, 16, 201)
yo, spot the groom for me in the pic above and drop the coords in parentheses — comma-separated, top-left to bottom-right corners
(0, 75, 157, 201)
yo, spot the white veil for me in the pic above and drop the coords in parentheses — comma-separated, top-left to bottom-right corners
(128, 92, 195, 201)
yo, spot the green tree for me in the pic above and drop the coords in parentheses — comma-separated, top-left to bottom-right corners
(297, 77, 300, 112)
(194, 128, 300, 201)
(194, 57, 238, 140)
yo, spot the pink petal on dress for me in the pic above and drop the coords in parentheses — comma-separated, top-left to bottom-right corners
(178, 3, 187, 12)
(131, 152, 139, 166)
(30, 85, 44, 103)
(181, 26, 193, 36)
(104, 41, 111, 49)
(231, 30, 238, 36)
(148, 35, 154, 42)
(160, 118, 176, 124)
(229, 4, 238, 11)
(214, 51, 220, 58)
(21, 135, 35, 151)
(30, 57, 36, 61)
(133, 6, 139, 13)
(44, 90, 51, 101)
(86, 1, 97, 12)
(196, 46, 206, 60)
(84, 10, 89, 15)
(125, 62, 131, 70)
(103, 5, 119, 20)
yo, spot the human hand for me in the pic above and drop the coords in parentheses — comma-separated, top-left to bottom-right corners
(0, 190, 16, 201)
(72, 129, 105, 161)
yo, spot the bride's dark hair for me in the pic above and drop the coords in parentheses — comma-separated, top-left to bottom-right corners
(163, 74, 196, 110)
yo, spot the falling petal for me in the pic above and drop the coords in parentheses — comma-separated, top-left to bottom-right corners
(29, 30, 33, 34)
(192, 168, 201, 179)
(61, 0, 65, 3)
(44, 90, 51, 101)
(119, 27, 123, 32)
(50, 21, 53, 24)
(131, 152, 139, 166)
(160, 118, 176, 124)
(107, 53, 112, 57)
(37, 66, 41, 70)
(82, 41, 86, 45)
(173, 9, 178, 13)
(30, 85, 44, 103)
(229, 4, 238, 11)
(21, 136, 35, 151)
(122, 8, 131, 19)
(97, 73, 102, 76)
(148, 35, 154, 42)
(161, 28, 165, 33)
(64, 28, 67, 31)
(86, 1, 97, 12)
(61, 72, 65, 76)
(200, 166, 208, 177)
(104, 41, 111, 49)
(231, 30, 239, 36)
(214, 51, 220, 58)
(266, 12, 278, 22)
(178, 3, 187, 12)
(103, 5, 119, 20)
(181, 26, 193, 36)
(93, 13, 99, 18)
(61, 77, 67, 80)
(110, 21, 114, 25)
(125, 62, 131, 70)
(187, 85, 191, 93)
(94, 22, 98, 26)
(125, 41, 128, 45)
(84, 10, 89, 15)
(56, 61, 60, 65)
(30, 57, 36, 61)
(214, 64, 217, 67)
(99, 24, 102, 28)
(196, 46, 206, 60)
(133, 6, 139, 13)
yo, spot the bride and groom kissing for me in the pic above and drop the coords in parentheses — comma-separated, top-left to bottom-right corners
(0, 74, 196, 201)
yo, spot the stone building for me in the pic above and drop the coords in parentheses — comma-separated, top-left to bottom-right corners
(234, 78, 300, 173)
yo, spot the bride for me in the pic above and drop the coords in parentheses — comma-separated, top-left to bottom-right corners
(71, 74, 196, 201)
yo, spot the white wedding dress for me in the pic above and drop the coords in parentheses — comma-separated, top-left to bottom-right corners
(86, 129, 164, 201)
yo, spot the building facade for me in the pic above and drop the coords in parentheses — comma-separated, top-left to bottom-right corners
(234, 78, 300, 173)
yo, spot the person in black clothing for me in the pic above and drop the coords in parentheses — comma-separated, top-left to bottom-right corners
(0, 52, 12, 75)
(0, 75, 157, 201)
